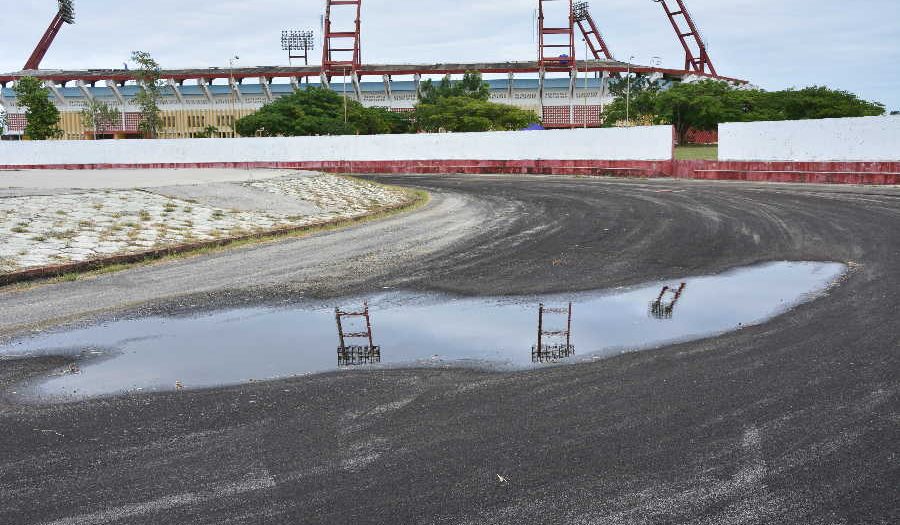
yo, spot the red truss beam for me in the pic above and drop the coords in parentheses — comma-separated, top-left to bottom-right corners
(652, 0, 717, 76)
(573, 2, 613, 60)
(538, 0, 576, 71)
(322, 0, 362, 79)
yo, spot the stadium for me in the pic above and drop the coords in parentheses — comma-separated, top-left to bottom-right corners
(0, 0, 741, 140)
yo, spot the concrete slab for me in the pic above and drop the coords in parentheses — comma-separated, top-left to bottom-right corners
(0, 169, 317, 191)
(150, 181, 323, 216)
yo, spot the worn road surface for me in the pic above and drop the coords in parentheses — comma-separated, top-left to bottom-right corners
(1, 175, 898, 524)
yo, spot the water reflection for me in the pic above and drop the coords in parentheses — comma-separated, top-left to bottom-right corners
(649, 283, 687, 319)
(335, 302, 381, 366)
(532, 303, 575, 363)
(0, 261, 847, 400)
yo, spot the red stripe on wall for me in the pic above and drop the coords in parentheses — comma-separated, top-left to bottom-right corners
(1, 159, 898, 185)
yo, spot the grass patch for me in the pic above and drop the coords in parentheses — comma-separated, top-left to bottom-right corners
(50, 230, 77, 240)
(4, 184, 429, 289)
(11, 226, 29, 234)
(675, 145, 718, 161)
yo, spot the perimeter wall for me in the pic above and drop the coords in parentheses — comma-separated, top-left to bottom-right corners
(1, 118, 898, 184)
(719, 116, 900, 162)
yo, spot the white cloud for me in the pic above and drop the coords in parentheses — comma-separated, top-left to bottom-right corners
(2, 0, 897, 109)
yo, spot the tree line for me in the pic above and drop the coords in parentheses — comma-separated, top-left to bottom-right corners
(234, 72, 539, 137)
(602, 77, 885, 144)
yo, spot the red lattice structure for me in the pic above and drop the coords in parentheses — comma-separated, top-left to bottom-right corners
(322, 0, 362, 80)
(685, 128, 718, 144)
(6, 113, 27, 132)
(652, 0, 717, 75)
(538, 0, 576, 71)
(572, 2, 613, 60)
(541, 105, 602, 128)
(573, 105, 601, 126)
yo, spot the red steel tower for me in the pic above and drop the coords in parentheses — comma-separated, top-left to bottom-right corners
(538, 0, 576, 71)
(322, 0, 362, 80)
(652, 0, 717, 75)
(24, 0, 76, 71)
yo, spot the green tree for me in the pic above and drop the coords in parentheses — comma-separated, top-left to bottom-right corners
(13, 76, 62, 140)
(602, 80, 885, 144)
(605, 74, 663, 98)
(131, 51, 163, 138)
(415, 96, 539, 133)
(80, 100, 122, 139)
(655, 80, 746, 145)
(235, 87, 409, 137)
(419, 71, 491, 104)
(0, 108, 7, 135)
(414, 71, 539, 132)
(737, 86, 884, 121)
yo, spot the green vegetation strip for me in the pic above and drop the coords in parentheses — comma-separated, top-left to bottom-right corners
(0, 182, 429, 289)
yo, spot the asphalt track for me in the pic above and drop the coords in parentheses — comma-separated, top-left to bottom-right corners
(1, 175, 898, 524)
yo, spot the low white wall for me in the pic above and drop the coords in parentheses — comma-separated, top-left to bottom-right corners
(719, 116, 900, 162)
(0, 126, 674, 166)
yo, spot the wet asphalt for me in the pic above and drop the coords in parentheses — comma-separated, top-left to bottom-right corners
(1, 175, 898, 524)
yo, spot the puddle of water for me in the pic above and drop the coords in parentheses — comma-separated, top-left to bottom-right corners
(0, 262, 846, 401)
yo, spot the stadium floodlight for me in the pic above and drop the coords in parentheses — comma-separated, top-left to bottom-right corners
(282, 30, 315, 66)
(572, 1, 590, 22)
(282, 30, 315, 53)
(59, 0, 76, 24)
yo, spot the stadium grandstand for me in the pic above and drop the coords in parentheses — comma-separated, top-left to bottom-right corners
(1, 1, 742, 140)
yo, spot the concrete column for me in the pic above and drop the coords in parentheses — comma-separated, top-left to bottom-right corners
(351, 72, 362, 100)
(229, 77, 245, 103)
(382, 75, 393, 104)
(259, 77, 273, 102)
(166, 79, 184, 104)
(45, 82, 67, 106)
(106, 80, 126, 105)
(199, 78, 214, 103)
(76, 81, 95, 102)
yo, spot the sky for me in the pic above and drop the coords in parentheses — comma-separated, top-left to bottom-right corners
(2, 0, 898, 110)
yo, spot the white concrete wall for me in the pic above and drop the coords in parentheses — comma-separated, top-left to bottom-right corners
(0, 126, 674, 166)
(719, 116, 900, 162)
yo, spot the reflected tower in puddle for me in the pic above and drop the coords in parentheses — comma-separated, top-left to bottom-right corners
(649, 283, 687, 319)
(532, 302, 575, 363)
(335, 302, 381, 366)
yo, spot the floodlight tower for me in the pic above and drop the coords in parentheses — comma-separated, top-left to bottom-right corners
(282, 29, 315, 65)
(572, 2, 613, 60)
(24, 0, 76, 71)
(537, 0, 576, 71)
(651, 0, 717, 75)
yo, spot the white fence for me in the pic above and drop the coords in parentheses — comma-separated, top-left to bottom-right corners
(0, 126, 675, 166)
(719, 116, 900, 162)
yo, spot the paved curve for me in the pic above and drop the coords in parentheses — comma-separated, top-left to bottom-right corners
(1, 175, 898, 524)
